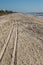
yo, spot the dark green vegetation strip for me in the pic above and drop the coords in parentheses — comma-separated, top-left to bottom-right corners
(0, 10, 16, 16)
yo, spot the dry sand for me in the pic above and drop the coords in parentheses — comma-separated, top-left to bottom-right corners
(0, 13, 43, 65)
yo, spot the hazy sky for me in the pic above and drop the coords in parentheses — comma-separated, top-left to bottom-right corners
(0, 0, 43, 12)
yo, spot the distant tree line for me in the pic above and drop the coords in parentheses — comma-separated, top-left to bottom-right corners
(0, 10, 17, 16)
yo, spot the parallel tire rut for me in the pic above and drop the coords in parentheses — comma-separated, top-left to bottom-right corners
(0, 23, 14, 61)
(11, 22, 18, 65)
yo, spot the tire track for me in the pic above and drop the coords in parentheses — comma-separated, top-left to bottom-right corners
(0, 21, 13, 52)
(11, 21, 18, 65)
(0, 23, 14, 61)
(0, 22, 16, 65)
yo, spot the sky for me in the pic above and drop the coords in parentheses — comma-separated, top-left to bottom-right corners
(0, 0, 43, 12)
